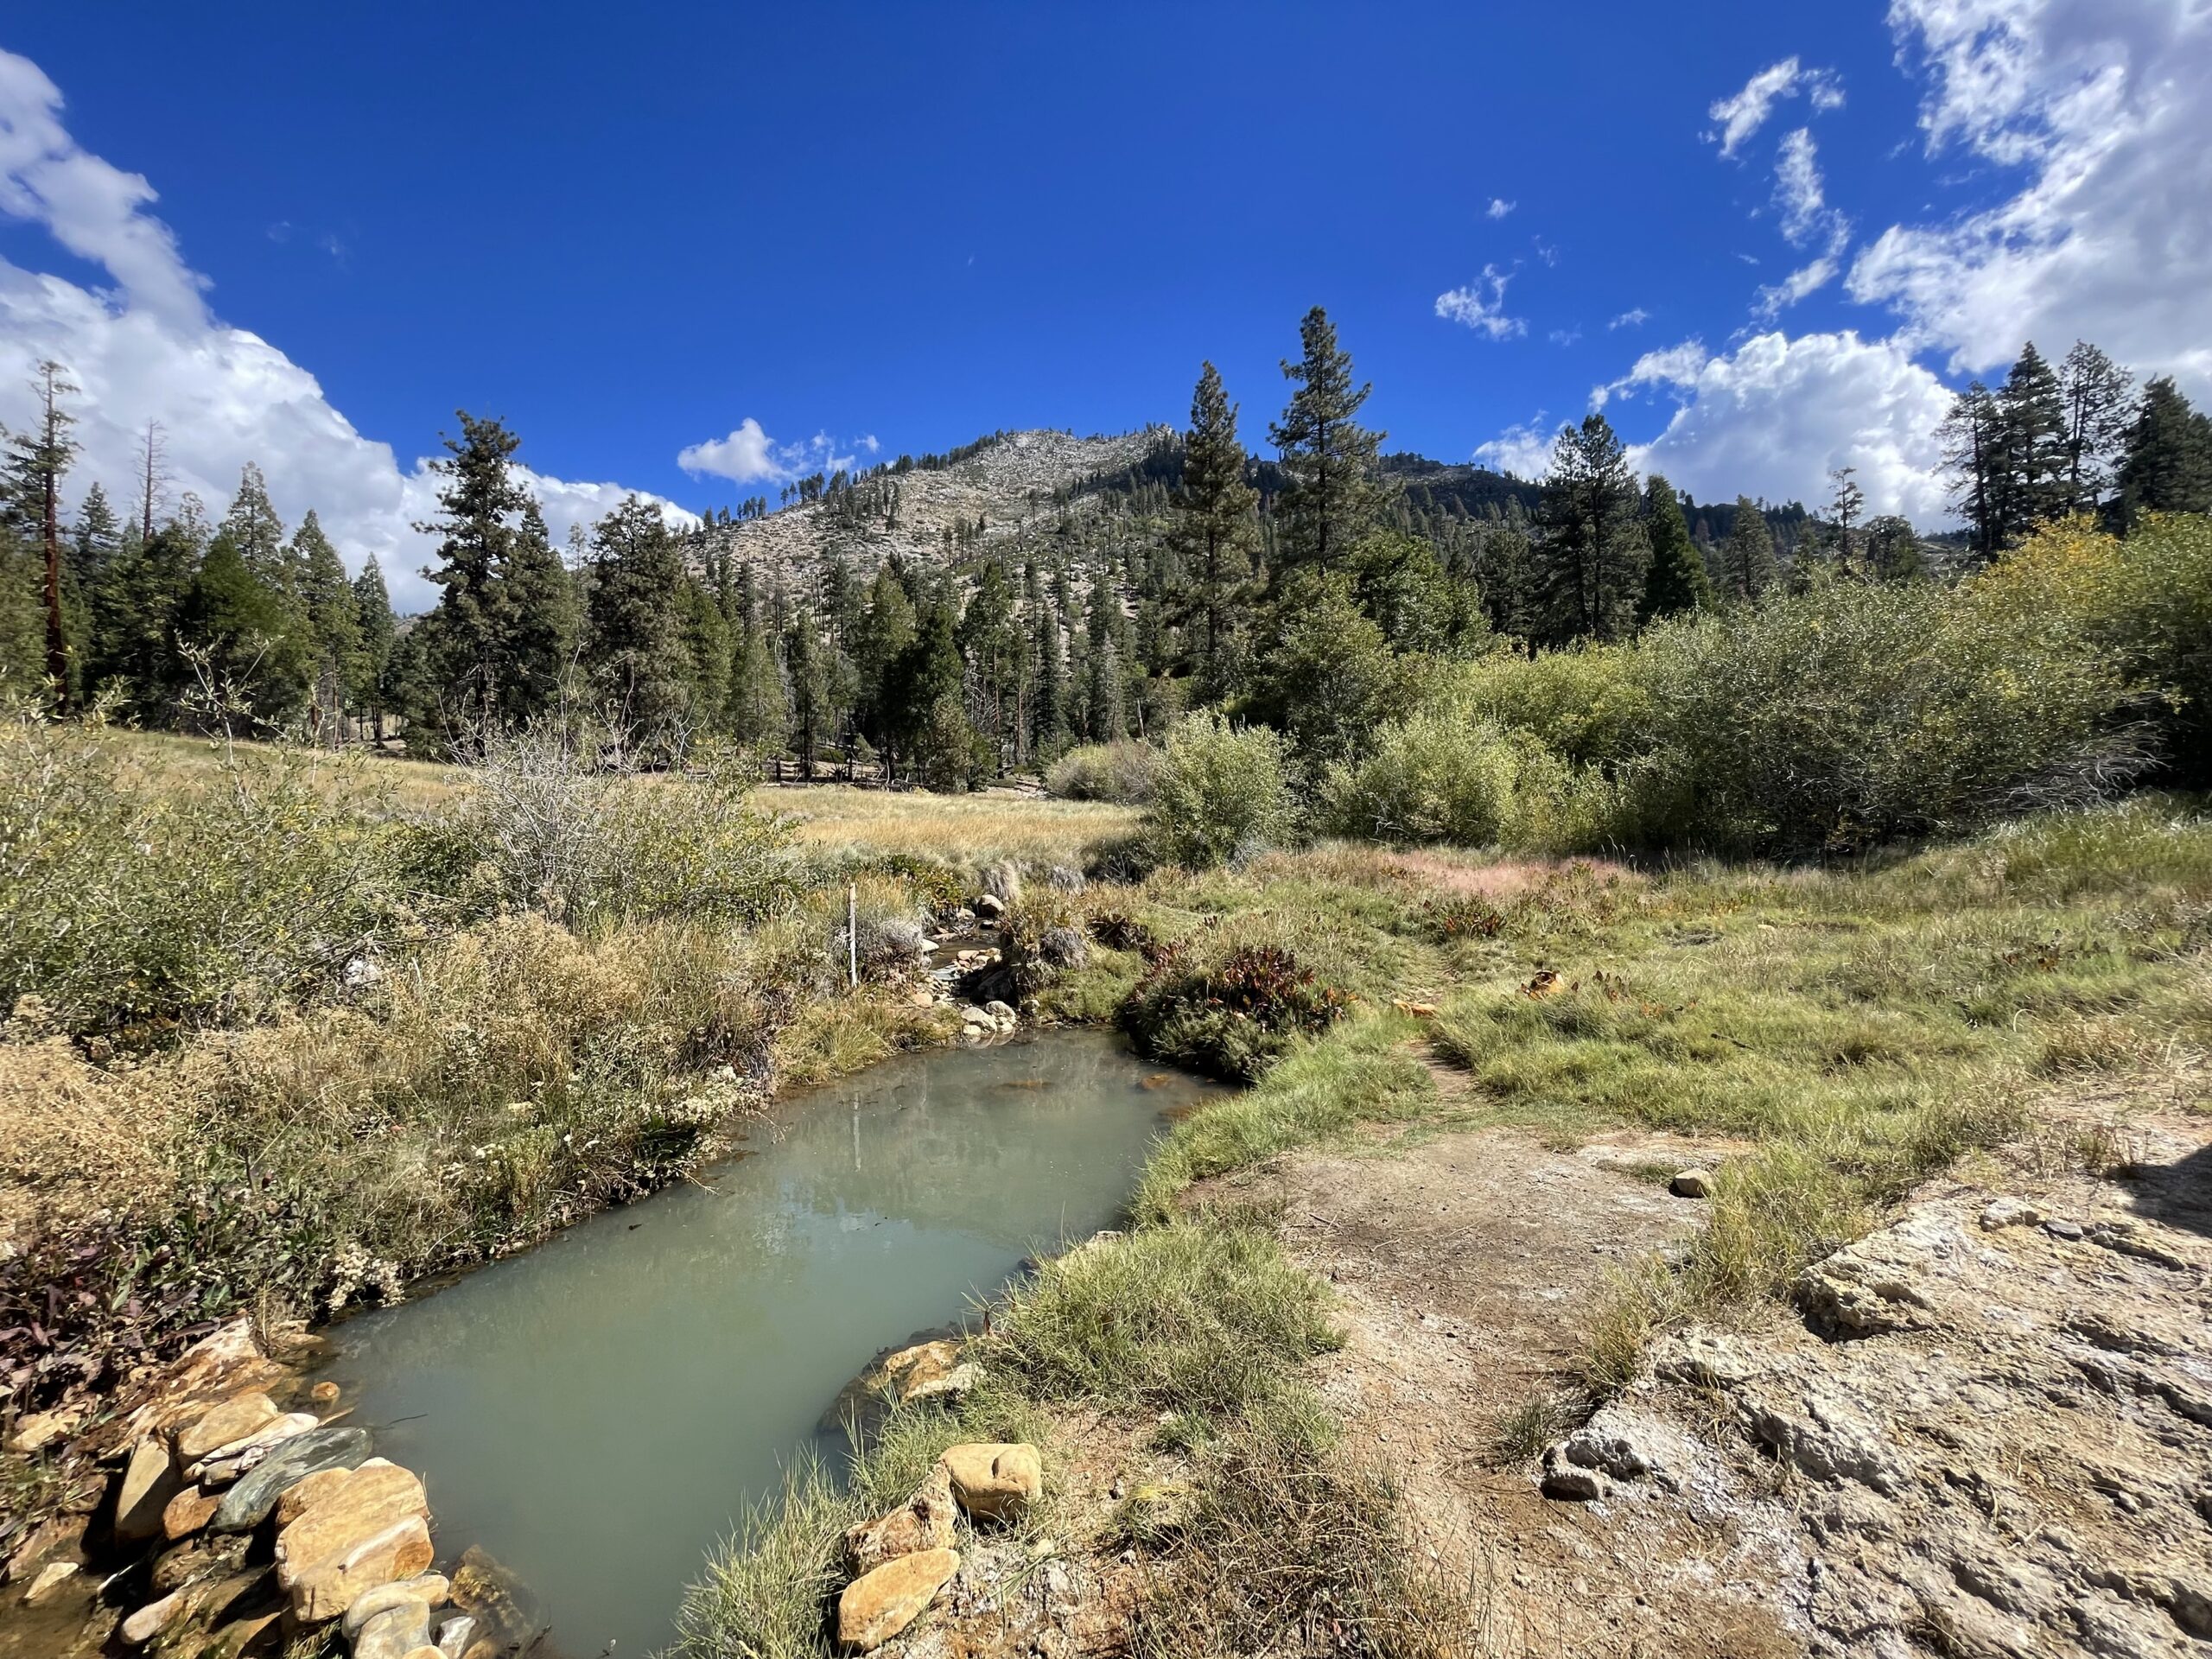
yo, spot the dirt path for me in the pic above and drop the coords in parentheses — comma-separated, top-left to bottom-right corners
(1198, 1106, 1801, 1659)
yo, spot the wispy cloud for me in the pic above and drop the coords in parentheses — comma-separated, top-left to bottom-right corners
(1433, 264, 1526, 340)
(1486, 197, 1516, 219)
(1608, 307, 1650, 331)
(1548, 327, 1582, 346)
(1707, 56, 1845, 158)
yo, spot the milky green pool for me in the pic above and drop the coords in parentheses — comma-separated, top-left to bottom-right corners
(323, 1030, 1221, 1658)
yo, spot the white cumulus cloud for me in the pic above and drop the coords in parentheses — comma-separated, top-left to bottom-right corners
(1434, 265, 1526, 340)
(0, 48, 690, 613)
(1486, 197, 1516, 219)
(1615, 331, 1955, 518)
(1849, 0, 2212, 394)
(677, 422, 869, 486)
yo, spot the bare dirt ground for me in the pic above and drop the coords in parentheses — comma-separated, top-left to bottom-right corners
(1198, 1103, 1799, 1659)
(1197, 1073, 2212, 1659)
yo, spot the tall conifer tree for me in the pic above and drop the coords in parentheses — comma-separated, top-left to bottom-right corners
(1268, 308, 1393, 575)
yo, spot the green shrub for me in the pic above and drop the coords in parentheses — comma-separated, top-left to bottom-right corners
(1046, 740, 1162, 804)
(1635, 573, 2137, 852)
(1450, 641, 1658, 766)
(0, 715, 406, 1037)
(1146, 712, 1293, 869)
(464, 725, 801, 929)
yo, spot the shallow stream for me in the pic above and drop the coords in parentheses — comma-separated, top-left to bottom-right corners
(322, 1031, 1222, 1657)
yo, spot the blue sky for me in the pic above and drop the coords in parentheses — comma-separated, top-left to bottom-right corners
(2, 3, 2207, 607)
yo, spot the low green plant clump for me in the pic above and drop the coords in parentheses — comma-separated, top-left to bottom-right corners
(675, 1212, 1459, 1659)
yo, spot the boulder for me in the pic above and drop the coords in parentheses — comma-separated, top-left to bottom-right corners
(191, 1412, 320, 1484)
(836, 1548, 959, 1650)
(162, 1485, 221, 1540)
(284, 1514, 434, 1623)
(274, 1464, 357, 1526)
(115, 1434, 183, 1541)
(341, 1573, 451, 1639)
(353, 1599, 432, 1659)
(1669, 1167, 1715, 1199)
(211, 1424, 371, 1531)
(175, 1392, 281, 1463)
(120, 1586, 187, 1646)
(939, 1442, 1042, 1522)
(434, 1613, 477, 1656)
(844, 1465, 958, 1575)
(23, 1560, 79, 1603)
(4, 1406, 79, 1454)
(275, 1461, 434, 1622)
(976, 893, 1007, 919)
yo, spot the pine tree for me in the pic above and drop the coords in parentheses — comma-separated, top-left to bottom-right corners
(1719, 498, 1777, 601)
(1939, 382, 2005, 560)
(352, 556, 397, 740)
(1268, 308, 1395, 575)
(881, 600, 965, 785)
(411, 412, 532, 734)
(293, 511, 360, 741)
(785, 609, 824, 772)
(582, 495, 690, 745)
(1174, 362, 1257, 683)
(1825, 467, 1866, 571)
(728, 622, 789, 752)
(956, 561, 1020, 772)
(2115, 377, 2212, 531)
(1530, 413, 1646, 644)
(849, 564, 918, 753)
(3, 360, 78, 706)
(1638, 474, 1708, 621)
(2058, 340, 2134, 515)
(1997, 342, 2070, 536)
(176, 531, 296, 723)
(1863, 516, 1928, 582)
(499, 501, 580, 724)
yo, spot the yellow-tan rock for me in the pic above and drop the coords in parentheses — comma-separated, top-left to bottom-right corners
(836, 1548, 958, 1650)
(340, 1573, 451, 1639)
(843, 1465, 957, 1574)
(175, 1392, 279, 1463)
(285, 1515, 435, 1623)
(938, 1442, 1042, 1522)
(162, 1484, 221, 1540)
(275, 1461, 434, 1622)
(115, 1434, 182, 1541)
(275, 1464, 353, 1525)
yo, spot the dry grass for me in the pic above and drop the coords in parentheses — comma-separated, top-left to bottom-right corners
(0, 1032, 175, 1243)
(109, 728, 472, 811)
(762, 783, 1141, 865)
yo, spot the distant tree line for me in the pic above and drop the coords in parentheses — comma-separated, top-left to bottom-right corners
(3, 319, 2207, 787)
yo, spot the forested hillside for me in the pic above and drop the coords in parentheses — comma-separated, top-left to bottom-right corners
(1, 309, 2208, 819)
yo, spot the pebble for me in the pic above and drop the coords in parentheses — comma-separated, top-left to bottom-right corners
(1669, 1168, 1715, 1199)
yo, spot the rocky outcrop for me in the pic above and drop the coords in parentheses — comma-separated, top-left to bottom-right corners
(1564, 1173, 2212, 1659)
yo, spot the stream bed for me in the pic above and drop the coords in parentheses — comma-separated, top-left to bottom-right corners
(321, 1030, 1223, 1657)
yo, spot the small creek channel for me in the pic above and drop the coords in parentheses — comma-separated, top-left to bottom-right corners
(321, 1030, 1224, 1657)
